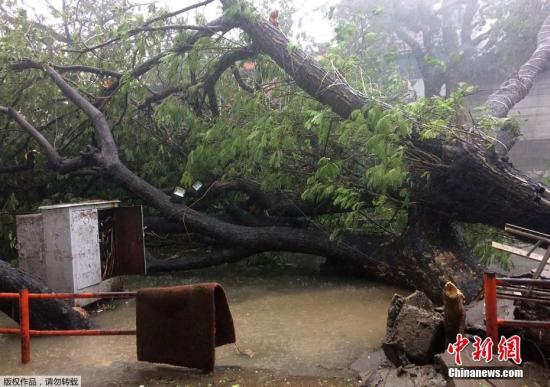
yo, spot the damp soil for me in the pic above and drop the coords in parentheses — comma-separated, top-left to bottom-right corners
(0, 256, 403, 386)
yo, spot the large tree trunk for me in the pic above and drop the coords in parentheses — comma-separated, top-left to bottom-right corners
(409, 139, 550, 233)
(0, 260, 90, 329)
(320, 212, 483, 303)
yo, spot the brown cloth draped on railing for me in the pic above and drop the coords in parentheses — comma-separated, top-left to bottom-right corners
(136, 283, 236, 372)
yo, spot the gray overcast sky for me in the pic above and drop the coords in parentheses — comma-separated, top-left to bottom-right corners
(22, 0, 338, 43)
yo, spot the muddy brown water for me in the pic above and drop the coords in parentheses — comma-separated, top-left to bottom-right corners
(0, 262, 403, 386)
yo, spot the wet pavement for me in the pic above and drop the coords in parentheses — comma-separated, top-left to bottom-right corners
(0, 260, 403, 386)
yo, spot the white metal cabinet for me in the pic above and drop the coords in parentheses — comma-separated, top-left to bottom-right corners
(16, 200, 146, 306)
(17, 201, 120, 305)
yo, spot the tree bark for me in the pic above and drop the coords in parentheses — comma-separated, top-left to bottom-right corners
(442, 282, 466, 342)
(147, 247, 254, 273)
(0, 260, 90, 329)
(225, 11, 367, 118)
(321, 212, 484, 303)
(489, 12, 550, 155)
(408, 139, 550, 233)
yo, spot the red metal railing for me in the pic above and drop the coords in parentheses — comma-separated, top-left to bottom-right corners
(484, 272, 550, 347)
(0, 290, 137, 363)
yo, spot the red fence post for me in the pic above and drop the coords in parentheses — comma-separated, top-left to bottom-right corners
(0, 290, 139, 364)
(19, 289, 30, 364)
(484, 272, 498, 351)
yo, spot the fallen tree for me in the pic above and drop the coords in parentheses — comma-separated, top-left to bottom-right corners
(0, 260, 90, 329)
(1, 0, 550, 320)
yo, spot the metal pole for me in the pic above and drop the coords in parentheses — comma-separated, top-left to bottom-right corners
(0, 293, 21, 299)
(484, 272, 498, 351)
(497, 278, 550, 288)
(527, 245, 550, 297)
(19, 289, 30, 364)
(28, 291, 137, 300)
(30, 329, 136, 336)
(499, 319, 550, 329)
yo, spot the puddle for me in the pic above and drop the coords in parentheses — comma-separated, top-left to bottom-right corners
(0, 260, 403, 386)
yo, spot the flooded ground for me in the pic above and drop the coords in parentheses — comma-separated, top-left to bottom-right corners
(0, 256, 403, 386)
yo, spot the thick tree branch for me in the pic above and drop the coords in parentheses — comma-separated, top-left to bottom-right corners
(460, 0, 478, 45)
(208, 178, 347, 217)
(225, 206, 309, 227)
(0, 106, 88, 173)
(0, 161, 34, 174)
(136, 45, 256, 114)
(12, 61, 121, 78)
(488, 13, 550, 155)
(203, 46, 258, 115)
(147, 246, 254, 273)
(138, 86, 183, 109)
(144, 216, 187, 233)
(223, 9, 366, 118)
(43, 65, 119, 159)
(395, 28, 424, 59)
(231, 65, 256, 92)
(52, 65, 122, 78)
(0, 260, 89, 329)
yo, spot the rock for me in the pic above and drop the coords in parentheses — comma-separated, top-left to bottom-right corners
(383, 294, 409, 366)
(404, 290, 434, 311)
(383, 292, 446, 366)
(396, 304, 445, 364)
(386, 294, 405, 327)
